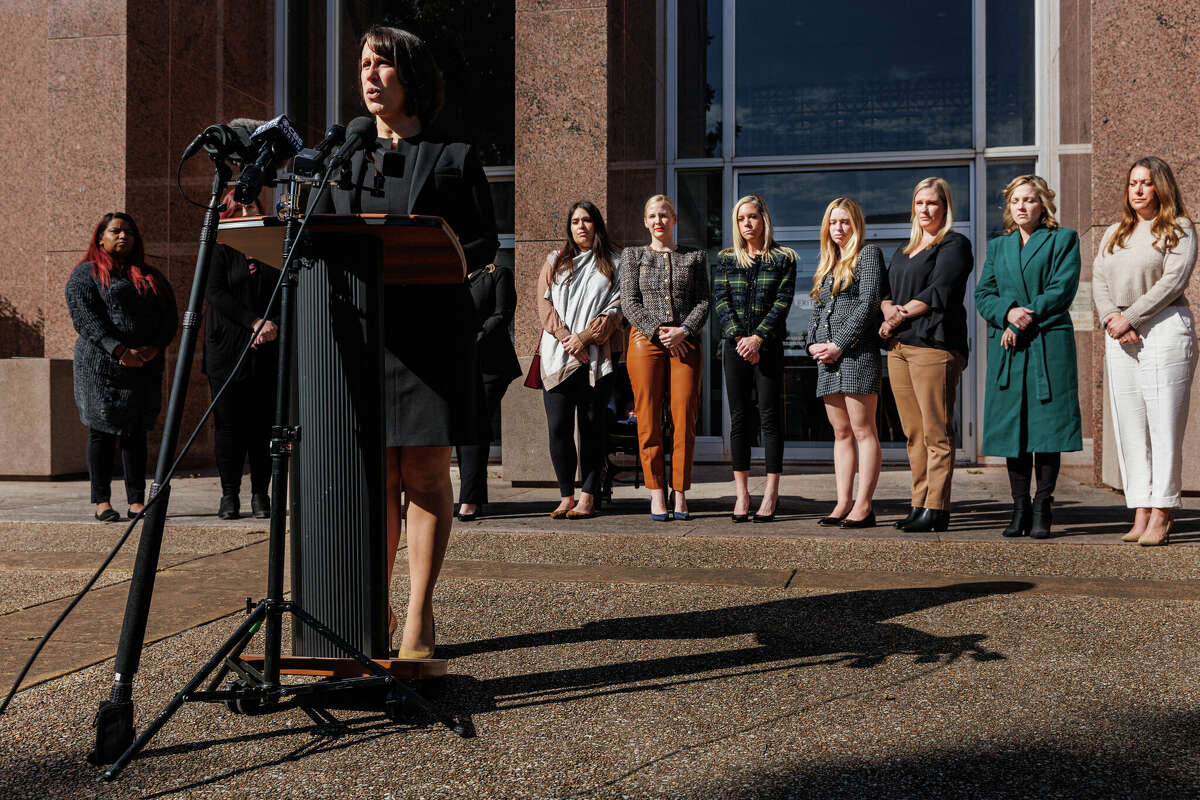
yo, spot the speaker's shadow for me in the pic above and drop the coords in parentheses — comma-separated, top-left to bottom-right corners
(439, 580, 1033, 713)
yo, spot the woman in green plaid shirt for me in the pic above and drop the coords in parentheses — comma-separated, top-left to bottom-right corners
(712, 194, 797, 522)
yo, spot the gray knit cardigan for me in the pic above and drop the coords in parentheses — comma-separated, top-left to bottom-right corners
(65, 262, 178, 435)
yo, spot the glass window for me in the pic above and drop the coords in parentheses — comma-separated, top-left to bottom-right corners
(986, 0, 1036, 147)
(984, 159, 1037, 239)
(489, 180, 515, 235)
(734, 1, 972, 156)
(339, 1, 515, 166)
(287, 1, 327, 144)
(675, 170, 724, 437)
(677, 0, 723, 158)
(739, 166, 972, 228)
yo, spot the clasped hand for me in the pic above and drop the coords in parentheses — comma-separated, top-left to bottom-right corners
(878, 303, 908, 339)
(808, 341, 843, 365)
(657, 325, 692, 358)
(735, 334, 762, 364)
(1104, 313, 1141, 345)
(118, 345, 157, 367)
(560, 332, 590, 363)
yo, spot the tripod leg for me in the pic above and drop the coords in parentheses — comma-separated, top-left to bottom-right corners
(103, 603, 268, 781)
(289, 605, 471, 737)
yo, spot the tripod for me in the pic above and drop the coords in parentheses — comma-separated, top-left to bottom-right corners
(99, 157, 471, 782)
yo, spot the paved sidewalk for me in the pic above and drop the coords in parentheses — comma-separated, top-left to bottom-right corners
(1, 466, 1198, 798)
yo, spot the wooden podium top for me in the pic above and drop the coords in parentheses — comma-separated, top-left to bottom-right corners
(218, 214, 468, 285)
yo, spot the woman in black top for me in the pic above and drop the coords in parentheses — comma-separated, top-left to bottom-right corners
(65, 213, 177, 521)
(879, 177, 973, 532)
(455, 262, 521, 521)
(203, 193, 280, 521)
(321, 26, 498, 658)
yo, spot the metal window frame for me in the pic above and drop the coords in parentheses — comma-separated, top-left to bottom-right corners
(663, 0, 1055, 464)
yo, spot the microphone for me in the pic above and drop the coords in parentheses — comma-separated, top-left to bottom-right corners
(291, 123, 346, 177)
(233, 115, 305, 205)
(180, 124, 252, 164)
(326, 116, 377, 170)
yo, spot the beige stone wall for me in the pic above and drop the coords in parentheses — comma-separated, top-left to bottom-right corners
(1090, 0, 1200, 491)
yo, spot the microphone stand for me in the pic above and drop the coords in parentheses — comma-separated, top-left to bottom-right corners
(97, 158, 471, 782)
(89, 147, 233, 765)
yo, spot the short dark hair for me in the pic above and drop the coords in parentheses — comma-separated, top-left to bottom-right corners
(360, 25, 445, 123)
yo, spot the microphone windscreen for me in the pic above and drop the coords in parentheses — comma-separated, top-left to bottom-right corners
(345, 116, 376, 146)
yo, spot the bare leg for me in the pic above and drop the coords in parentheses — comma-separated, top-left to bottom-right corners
(553, 495, 576, 514)
(390, 445, 453, 654)
(846, 393, 881, 519)
(732, 470, 751, 516)
(575, 491, 596, 514)
(1139, 507, 1174, 545)
(674, 489, 688, 515)
(756, 473, 780, 517)
(824, 396, 855, 518)
(649, 487, 668, 516)
(1124, 506, 1151, 540)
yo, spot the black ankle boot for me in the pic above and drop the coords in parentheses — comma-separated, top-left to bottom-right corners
(1029, 496, 1053, 539)
(218, 494, 240, 520)
(1002, 496, 1032, 537)
(900, 507, 949, 532)
(251, 492, 271, 519)
(894, 506, 923, 529)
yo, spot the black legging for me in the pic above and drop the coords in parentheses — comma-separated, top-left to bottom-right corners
(209, 376, 273, 498)
(723, 341, 784, 473)
(1005, 451, 1061, 502)
(87, 428, 147, 505)
(456, 379, 510, 505)
(543, 370, 611, 497)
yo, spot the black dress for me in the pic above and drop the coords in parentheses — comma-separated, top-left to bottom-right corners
(318, 129, 499, 446)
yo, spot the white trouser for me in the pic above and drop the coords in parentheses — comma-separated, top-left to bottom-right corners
(1106, 305, 1197, 508)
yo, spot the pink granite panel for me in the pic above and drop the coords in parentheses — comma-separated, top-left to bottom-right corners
(44, 251, 85, 359)
(0, 5, 49, 357)
(46, 35, 126, 255)
(517, 0, 605, 10)
(607, 0, 664, 166)
(514, 6, 608, 243)
(47, 0, 124, 39)
(1058, 0, 1090, 145)
(513, 240, 557, 356)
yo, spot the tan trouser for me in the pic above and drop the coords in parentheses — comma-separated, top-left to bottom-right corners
(626, 329, 701, 491)
(886, 341, 965, 511)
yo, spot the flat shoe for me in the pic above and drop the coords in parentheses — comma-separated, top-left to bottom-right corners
(752, 513, 775, 523)
(456, 511, 478, 522)
(731, 513, 749, 523)
(549, 508, 572, 519)
(1120, 529, 1143, 542)
(839, 512, 876, 529)
(672, 511, 691, 521)
(818, 515, 846, 526)
(396, 645, 435, 660)
(650, 511, 672, 521)
(566, 509, 596, 519)
(94, 508, 121, 523)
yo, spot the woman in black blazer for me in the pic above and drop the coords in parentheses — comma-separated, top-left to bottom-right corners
(319, 25, 498, 659)
(203, 193, 280, 521)
(456, 263, 521, 521)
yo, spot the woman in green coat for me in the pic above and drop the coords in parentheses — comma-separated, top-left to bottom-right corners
(975, 175, 1082, 539)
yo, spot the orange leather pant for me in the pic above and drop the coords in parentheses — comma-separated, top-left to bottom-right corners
(626, 329, 702, 491)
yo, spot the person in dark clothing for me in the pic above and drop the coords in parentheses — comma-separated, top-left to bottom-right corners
(318, 26, 498, 658)
(879, 177, 973, 533)
(203, 193, 281, 520)
(65, 212, 178, 521)
(455, 262, 521, 521)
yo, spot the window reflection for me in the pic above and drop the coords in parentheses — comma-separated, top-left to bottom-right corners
(986, 0, 1036, 147)
(739, 167, 971, 228)
(984, 160, 1036, 239)
(677, 0, 723, 158)
(676, 170, 724, 437)
(734, 1, 972, 156)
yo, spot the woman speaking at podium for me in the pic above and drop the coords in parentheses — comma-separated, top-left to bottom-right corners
(318, 25, 498, 659)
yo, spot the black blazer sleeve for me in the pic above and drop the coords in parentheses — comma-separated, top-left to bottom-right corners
(439, 143, 499, 271)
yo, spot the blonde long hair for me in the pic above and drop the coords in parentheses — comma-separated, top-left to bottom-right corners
(1000, 174, 1060, 235)
(811, 197, 866, 299)
(1106, 156, 1191, 254)
(722, 194, 795, 268)
(902, 177, 955, 255)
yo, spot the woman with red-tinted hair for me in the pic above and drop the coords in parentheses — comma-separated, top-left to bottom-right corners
(65, 212, 177, 521)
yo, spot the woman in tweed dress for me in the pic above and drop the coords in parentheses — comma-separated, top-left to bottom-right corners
(65, 212, 177, 522)
(620, 195, 710, 521)
(713, 194, 796, 523)
(807, 198, 883, 528)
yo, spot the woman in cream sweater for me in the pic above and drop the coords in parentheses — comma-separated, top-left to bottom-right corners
(1093, 156, 1197, 546)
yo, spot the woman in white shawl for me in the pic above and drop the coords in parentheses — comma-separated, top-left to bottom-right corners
(536, 201, 623, 518)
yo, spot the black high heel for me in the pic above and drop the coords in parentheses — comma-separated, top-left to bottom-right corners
(1001, 497, 1031, 538)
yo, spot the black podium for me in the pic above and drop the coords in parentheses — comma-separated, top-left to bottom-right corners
(217, 214, 466, 667)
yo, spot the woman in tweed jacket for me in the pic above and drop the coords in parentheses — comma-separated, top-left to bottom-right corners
(807, 197, 884, 528)
(712, 194, 796, 523)
(619, 194, 710, 520)
(65, 212, 177, 522)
